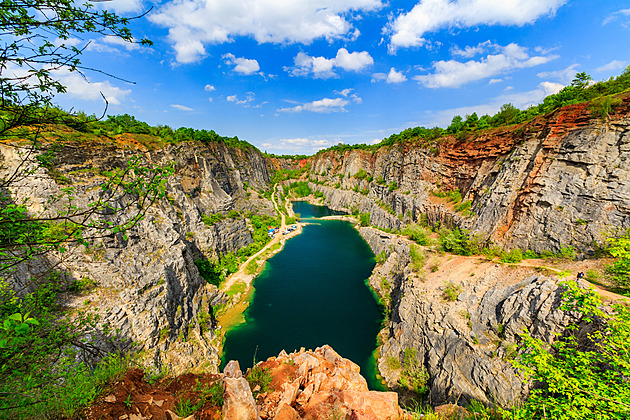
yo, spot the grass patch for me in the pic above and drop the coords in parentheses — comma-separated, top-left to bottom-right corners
(443, 281, 462, 301)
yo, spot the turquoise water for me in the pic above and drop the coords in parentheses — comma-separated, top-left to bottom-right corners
(221, 201, 385, 389)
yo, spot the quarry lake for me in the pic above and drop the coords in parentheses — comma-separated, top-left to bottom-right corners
(221, 201, 385, 389)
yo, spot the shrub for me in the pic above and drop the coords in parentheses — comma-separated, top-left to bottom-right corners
(500, 248, 523, 263)
(245, 365, 273, 396)
(399, 348, 429, 395)
(438, 226, 473, 256)
(606, 230, 630, 289)
(410, 245, 426, 273)
(523, 249, 538, 259)
(353, 169, 369, 180)
(207, 381, 224, 407)
(402, 224, 431, 246)
(375, 250, 388, 264)
(202, 212, 225, 226)
(388, 181, 398, 191)
(358, 212, 371, 227)
(195, 259, 222, 286)
(509, 280, 630, 420)
(443, 281, 462, 301)
(386, 355, 401, 370)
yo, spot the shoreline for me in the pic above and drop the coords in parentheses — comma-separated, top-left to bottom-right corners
(215, 189, 305, 357)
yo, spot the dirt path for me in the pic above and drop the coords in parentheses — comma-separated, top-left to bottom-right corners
(220, 185, 301, 292)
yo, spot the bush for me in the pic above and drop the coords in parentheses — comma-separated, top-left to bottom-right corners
(523, 249, 538, 259)
(500, 248, 523, 263)
(202, 212, 225, 226)
(438, 227, 473, 256)
(606, 230, 630, 289)
(410, 245, 426, 273)
(399, 348, 429, 395)
(353, 169, 369, 180)
(443, 281, 462, 301)
(510, 281, 630, 419)
(375, 251, 388, 264)
(245, 365, 273, 396)
(402, 224, 431, 246)
(358, 213, 371, 227)
(289, 181, 311, 197)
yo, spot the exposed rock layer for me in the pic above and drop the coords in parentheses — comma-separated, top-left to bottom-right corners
(358, 227, 582, 406)
(0, 139, 275, 374)
(241, 345, 404, 420)
(309, 96, 630, 252)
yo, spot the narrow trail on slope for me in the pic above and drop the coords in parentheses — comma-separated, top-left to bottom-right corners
(220, 184, 301, 292)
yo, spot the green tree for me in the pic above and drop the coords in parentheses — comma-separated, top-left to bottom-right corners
(0, 1, 166, 417)
(509, 281, 630, 420)
(0, 0, 152, 134)
(606, 229, 630, 290)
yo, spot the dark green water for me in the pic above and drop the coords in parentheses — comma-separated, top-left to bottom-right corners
(221, 201, 385, 389)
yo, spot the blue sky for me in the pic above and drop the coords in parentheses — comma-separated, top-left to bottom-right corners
(49, 0, 630, 155)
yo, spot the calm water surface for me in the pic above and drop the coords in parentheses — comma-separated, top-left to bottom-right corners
(221, 201, 384, 389)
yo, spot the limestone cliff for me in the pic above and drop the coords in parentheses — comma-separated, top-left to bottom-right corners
(358, 227, 582, 406)
(0, 138, 275, 374)
(309, 94, 630, 253)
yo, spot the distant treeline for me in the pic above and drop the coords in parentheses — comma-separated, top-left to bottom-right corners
(3, 106, 255, 150)
(317, 67, 630, 155)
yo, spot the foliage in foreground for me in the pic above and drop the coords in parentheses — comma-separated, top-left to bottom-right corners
(606, 229, 630, 290)
(509, 281, 630, 420)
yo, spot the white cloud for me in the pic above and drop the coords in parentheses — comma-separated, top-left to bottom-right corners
(94, 0, 144, 14)
(335, 48, 374, 71)
(372, 67, 408, 83)
(423, 81, 564, 127)
(278, 97, 349, 113)
(488, 78, 503, 84)
(83, 36, 146, 54)
(223, 53, 261, 75)
(414, 43, 556, 88)
(387, 67, 407, 83)
(595, 60, 628, 73)
(537, 63, 580, 83)
(204, 84, 216, 92)
(387, 0, 567, 52)
(286, 48, 373, 78)
(283, 138, 310, 145)
(450, 41, 496, 58)
(3, 63, 131, 105)
(49, 67, 131, 105)
(53, 37, 82, 48)
(267, 137, 332, 154)
(103, 36, 141, 51)
(171, 104, 194, 111)
(603, 8, 630, 27)
(227, 92, 256, 106)
(335, 88, 363, 103)
(149, 0, 383, 63)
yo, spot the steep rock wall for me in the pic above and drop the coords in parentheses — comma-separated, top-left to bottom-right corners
(357, 227, 580, 406)
(0, 139, 274, 374)
(310, 96, 630, 252)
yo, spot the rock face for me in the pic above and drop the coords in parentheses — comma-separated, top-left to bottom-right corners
(0, 139, 275, 374)
(228, 345, 404, 420)
(309, 96, 630, 253)
(357, 227, 582, 406)
(223, 361, 262, 420)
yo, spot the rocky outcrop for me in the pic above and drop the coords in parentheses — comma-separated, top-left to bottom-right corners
(357, 227, 582, 406)
(223, 360, 261, 420)
(0, 138, 275, 374)
(310, 95, 630, 253)
(241, 345, 404, 420)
